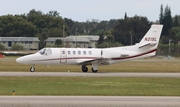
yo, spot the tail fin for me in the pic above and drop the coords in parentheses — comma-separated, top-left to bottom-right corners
(139, 25, 163, 49)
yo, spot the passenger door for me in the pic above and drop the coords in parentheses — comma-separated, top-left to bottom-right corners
(60, 49, 67, 63)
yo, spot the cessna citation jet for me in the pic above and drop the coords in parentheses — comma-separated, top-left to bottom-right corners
(16, 25, 163, 73)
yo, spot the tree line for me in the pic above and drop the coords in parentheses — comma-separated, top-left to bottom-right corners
(0, 5, 180, 49)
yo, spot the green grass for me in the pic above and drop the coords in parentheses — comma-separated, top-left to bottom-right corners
(1, 57, 180, 96)
(1, 77, 180, 96)
(0, 56, 180, 72)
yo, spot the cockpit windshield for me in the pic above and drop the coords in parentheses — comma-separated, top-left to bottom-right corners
(39, 48, 52, 56)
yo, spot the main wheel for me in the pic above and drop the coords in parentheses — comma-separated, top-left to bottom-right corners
(30, 67, 35, 72)
(91, 68, 98, 73)
(82, 66, 88, 72)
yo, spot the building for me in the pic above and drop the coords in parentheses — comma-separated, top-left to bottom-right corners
(45, 35, 99, 48)
(0, 37, 40, 50)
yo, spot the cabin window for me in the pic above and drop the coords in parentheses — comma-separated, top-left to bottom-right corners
(83, 51, 86, 55)
(89, 51, 92, 55)
(73, 51, 76, 55)
(62, 51, 65, 54)
(68, 51, 71, 55)
(78, 51, 81, 55)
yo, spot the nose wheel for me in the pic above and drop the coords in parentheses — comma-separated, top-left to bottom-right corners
(30, 67, 35, 72)
(30, 65, 35, 72)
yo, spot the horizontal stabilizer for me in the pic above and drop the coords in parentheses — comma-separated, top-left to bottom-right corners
(139, 43, 157, 49)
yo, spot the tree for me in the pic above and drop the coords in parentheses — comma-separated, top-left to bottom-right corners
(159, 4, 164, 24)
(49, 28, 63, 37)
(55, 39, 63, 47)
(106, 35, 114, 43)
(38, 28, 49, 49)
(95, 29, 105, 45)
(27, 9, 64, 34)
(47, 11, 60, 17)
(124, 12, 127, 20)
(170, 27, 180, 44)
(0, 15, 37, 37)
(160, 5, 172, 36)
(173, 15, 179, 27)
(64, 18, 74, 35)
(113, 16, 151, 45)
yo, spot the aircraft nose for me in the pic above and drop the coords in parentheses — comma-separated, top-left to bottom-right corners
(16, 57, 25, 64)
(16, 54, 35, 64)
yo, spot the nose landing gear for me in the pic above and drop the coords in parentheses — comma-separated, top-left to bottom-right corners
(30, 65, 35, 72)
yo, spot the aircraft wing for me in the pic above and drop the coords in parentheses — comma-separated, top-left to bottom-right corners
(78, 58, 110, 65)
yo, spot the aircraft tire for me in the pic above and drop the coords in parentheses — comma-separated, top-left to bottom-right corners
(82, 66, 88, 72)
(91, 68, 98, 73)
(30, 67, 35, 72)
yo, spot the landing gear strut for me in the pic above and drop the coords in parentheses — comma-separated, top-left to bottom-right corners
(91, 61, 98, 73)
(81, 65, 88, 72)
(30, 65, 35, 72)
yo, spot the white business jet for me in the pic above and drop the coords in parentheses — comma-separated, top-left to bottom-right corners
(16, 25, 163, 73)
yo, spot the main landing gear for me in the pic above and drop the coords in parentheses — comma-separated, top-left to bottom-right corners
(91, 68, 98, 73)
(81, 65, 98, 73)
(81, 65, 88, 72)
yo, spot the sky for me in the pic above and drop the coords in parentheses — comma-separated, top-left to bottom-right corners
(0, 0, 179, 22)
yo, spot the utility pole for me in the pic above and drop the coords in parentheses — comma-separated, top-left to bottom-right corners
(130, 32, 132, 45)
(169, 39, 172, 54)
(63, 24, 65, 47)
(75, 28, 78, 48)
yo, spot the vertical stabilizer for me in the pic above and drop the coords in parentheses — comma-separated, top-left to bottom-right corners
(139, 25, 163, 49)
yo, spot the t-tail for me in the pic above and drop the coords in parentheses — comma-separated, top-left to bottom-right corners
(138, 25, 163, 50)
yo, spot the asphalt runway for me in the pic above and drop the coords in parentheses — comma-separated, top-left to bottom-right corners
(1, 72, 180, 77)
(1, 96, 180, 107)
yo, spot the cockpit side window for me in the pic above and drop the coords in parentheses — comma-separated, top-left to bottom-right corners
(39, 49, 46, 55)
(39, 48, 52, 56)
(46, 49, 52, 55)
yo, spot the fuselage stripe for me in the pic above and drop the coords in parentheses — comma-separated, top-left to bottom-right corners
(112, 48, 157, 60)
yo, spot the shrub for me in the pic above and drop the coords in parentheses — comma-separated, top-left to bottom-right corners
(0, 43, 6, 50)
(11, 44, 25, 50)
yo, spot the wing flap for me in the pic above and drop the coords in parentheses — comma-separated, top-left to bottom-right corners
(77, 59, 97, 65)
(78, 58, 110, 65)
